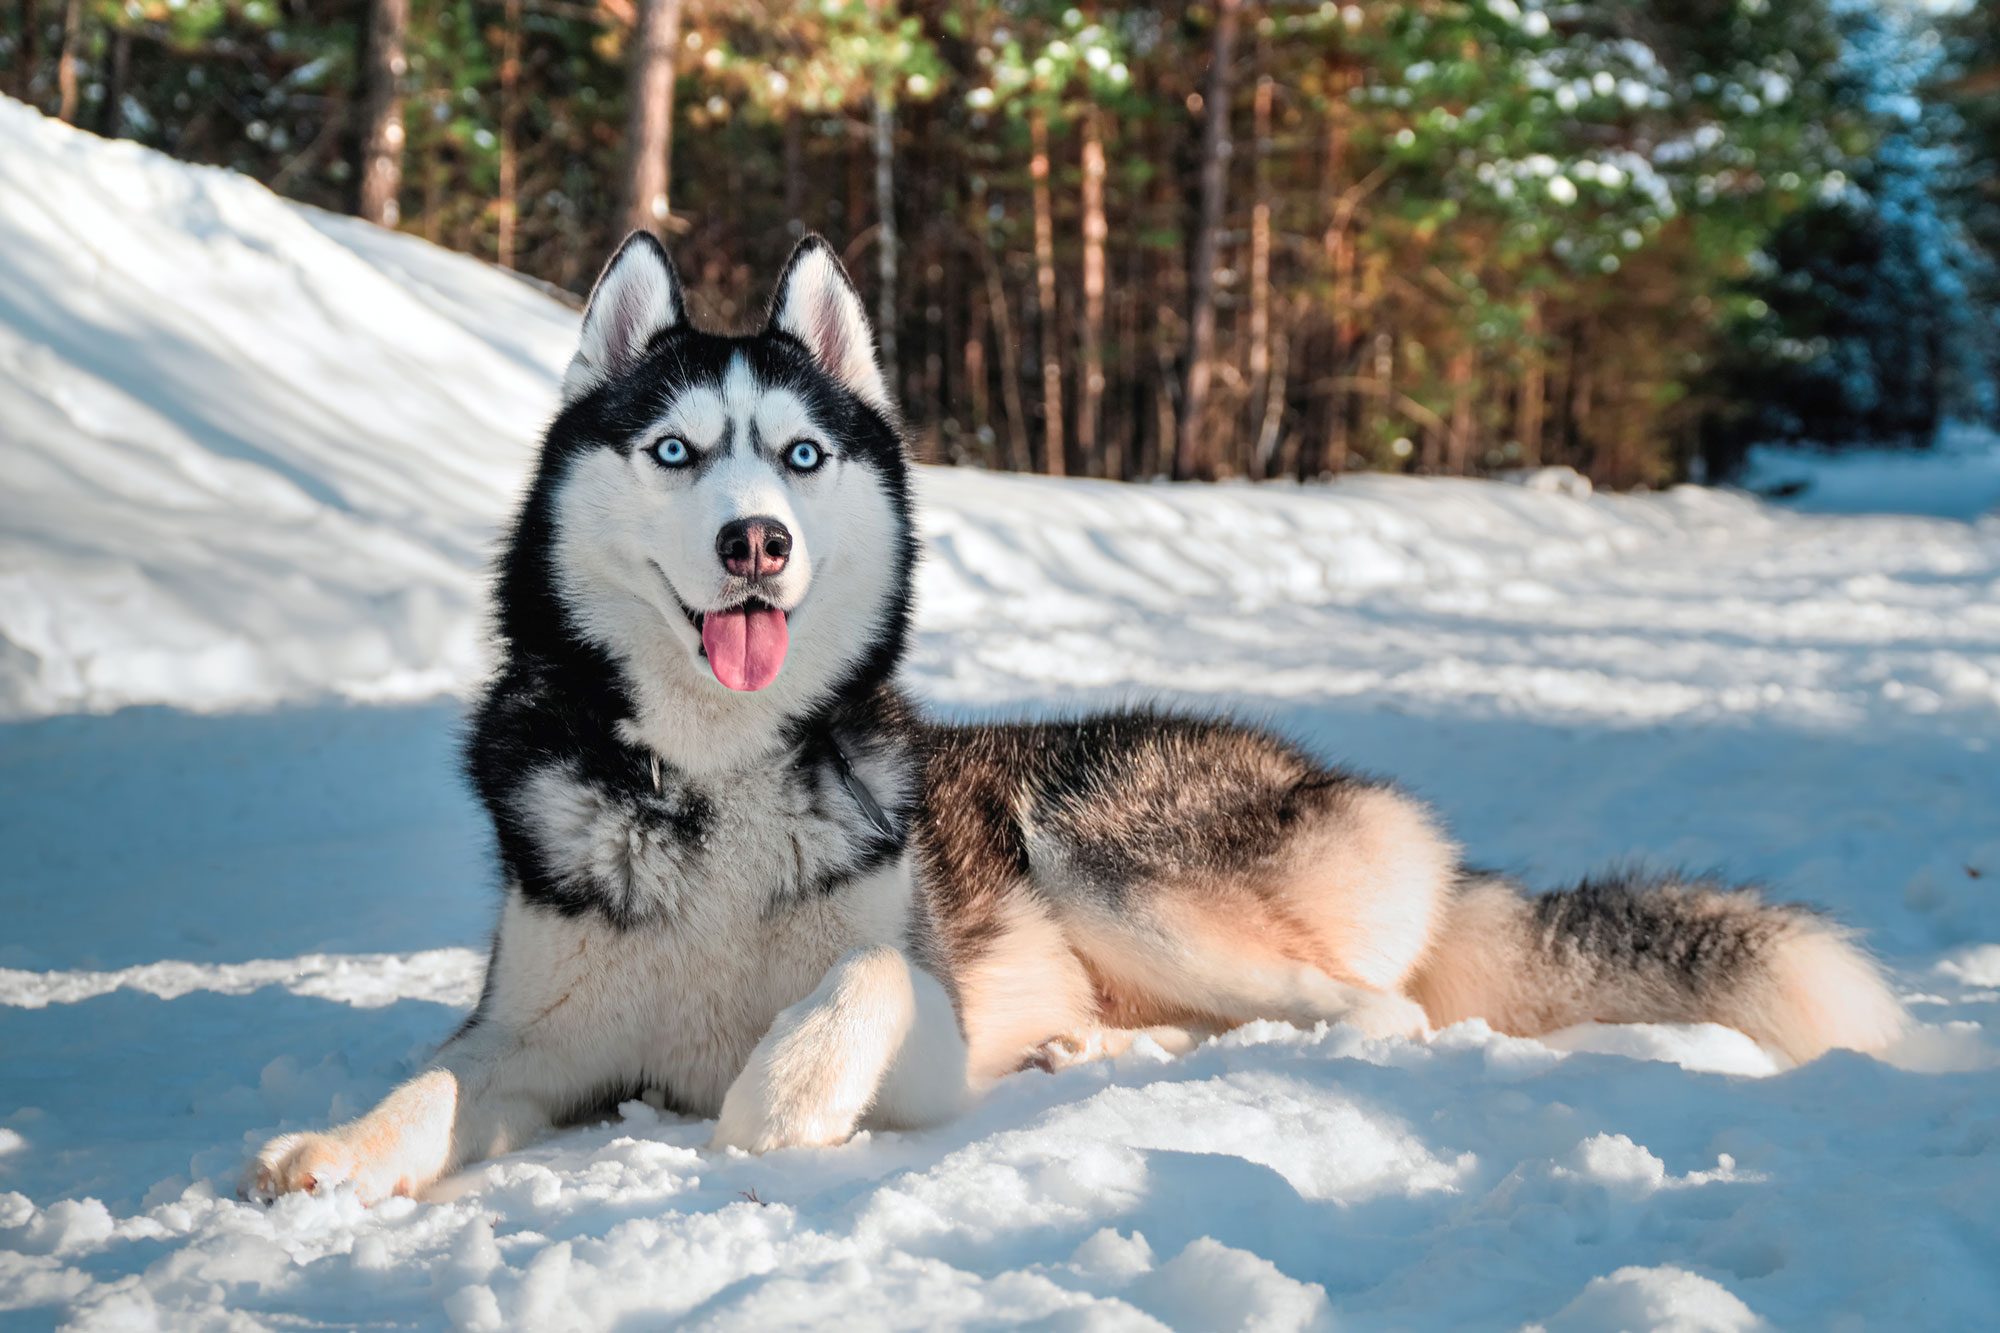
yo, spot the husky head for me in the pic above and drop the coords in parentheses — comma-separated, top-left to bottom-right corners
(500, 232, 915, 773)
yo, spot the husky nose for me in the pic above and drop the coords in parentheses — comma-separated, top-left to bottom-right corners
(716, 516, 792, 579)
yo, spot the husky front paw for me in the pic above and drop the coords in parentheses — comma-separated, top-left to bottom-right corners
(241, 1130, 404, 1204)
(708, 1082, 854, 1154)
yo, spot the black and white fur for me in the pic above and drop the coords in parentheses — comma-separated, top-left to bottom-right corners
(246, 235, 1904, 1203)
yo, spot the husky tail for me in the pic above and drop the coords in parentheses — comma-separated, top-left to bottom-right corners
(1406, 868, 1905, 1064)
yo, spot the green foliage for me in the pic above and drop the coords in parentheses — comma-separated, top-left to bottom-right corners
(1947, 0, 2000, 327)
(1702, 0, 1997, 467)
(703, 0, 944, 115)
(962, 3, 1136, 117)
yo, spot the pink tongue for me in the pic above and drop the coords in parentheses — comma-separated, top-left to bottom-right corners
(700, 606, 789, 691)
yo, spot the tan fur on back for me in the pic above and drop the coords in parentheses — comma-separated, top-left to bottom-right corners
(952, 784, 1458, 1059)
(1271, 786, 1457, 991)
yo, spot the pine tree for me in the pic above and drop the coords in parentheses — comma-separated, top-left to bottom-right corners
(1711, 0, 1996, 458)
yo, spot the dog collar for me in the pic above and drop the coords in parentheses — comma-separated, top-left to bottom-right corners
(827, 738, 900, 844)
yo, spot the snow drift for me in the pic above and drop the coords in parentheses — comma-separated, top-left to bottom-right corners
(0, 97, 572, 717)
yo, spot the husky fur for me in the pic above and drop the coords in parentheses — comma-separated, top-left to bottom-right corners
(245, 234, 1905, 1203)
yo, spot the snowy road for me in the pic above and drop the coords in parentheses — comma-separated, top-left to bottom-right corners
(4, 103, 1999, 1330)
(5, 478, 1998, 1330)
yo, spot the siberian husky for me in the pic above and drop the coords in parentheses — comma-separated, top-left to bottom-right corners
(245, 234, 1904, 1202)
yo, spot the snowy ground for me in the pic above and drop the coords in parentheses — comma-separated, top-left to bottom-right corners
(3, 102, 1999, 1330)
(1736, 427, 2000, 521)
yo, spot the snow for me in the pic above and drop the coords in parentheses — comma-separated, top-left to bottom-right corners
(0, 98, 573, 720)
(1736, 424, 2000, 520)
(1529, 1266, 1765, 1333)
(3, 102, 1999, 1330)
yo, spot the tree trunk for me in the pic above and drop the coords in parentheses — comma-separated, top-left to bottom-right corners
(101, 25, 131, 139)
(783, 112, 805, 232)
(921, 126, 946, 454)
(1029, 106, 1066, 477)
(1115, 213, 1143, 479)
(1146, 77, 1184, 479)
(965, 263, 990, 455)
(1374, 329, 1396, 466)
(1545, 316, 1570, 468)
(420, 125, 443, 242)
(1174, 0, 1241, 481)
(495, 0, 522, 268)
(1447, 346, 1475, 474)
(355, 0, 409, 226)
(985, 252, 1033, 474)
(872, 95, 900, 395)
(1570, 318, 1594, 472)
(1320, 68, 1355, 479)
(620, 0, 681, 237)
(18, 0, 41, 103)
(56, 0, 82, 124)
(1255, 323, 1289, 476)
(1517, 296, 1545, 467)
(1078, 104, 1109, 478)
(1247, 61, 1274, 476)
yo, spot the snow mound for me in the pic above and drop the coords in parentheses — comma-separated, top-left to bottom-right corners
(1530, 1266, 1767, 1333)
(0, 98, 574, 719)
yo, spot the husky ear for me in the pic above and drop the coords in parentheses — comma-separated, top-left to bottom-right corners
(563, 231, 686, 403)
(768, 235, 893, 415)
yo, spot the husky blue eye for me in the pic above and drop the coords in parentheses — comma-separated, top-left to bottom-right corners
(653, 436, 692, 468)
(786, 440, 823, 472)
